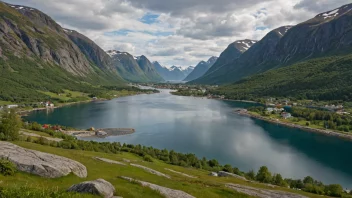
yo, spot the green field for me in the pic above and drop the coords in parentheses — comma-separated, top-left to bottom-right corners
(0, 139, 327, 198)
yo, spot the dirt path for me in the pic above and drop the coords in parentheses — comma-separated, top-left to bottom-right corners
(20, 131, 63, 142)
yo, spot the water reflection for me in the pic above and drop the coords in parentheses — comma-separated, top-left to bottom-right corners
(25, 89, 352, 188)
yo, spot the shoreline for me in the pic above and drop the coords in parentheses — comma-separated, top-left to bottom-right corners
(236, 110, 352, 141)
(19, 91, 155, 116)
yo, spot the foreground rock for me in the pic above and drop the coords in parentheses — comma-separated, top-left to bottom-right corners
(130, 163, 170, 178)
(68, 179, 115, 198)
(165, 168, 197, 178)
(94, 157, 126, 166)
(120, 176, 195, 198)
(0, 142, 87, 178)
(218, 171, 248, 181)
(226, 183, 308, 198)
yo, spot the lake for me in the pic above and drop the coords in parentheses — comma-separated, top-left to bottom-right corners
(25, 89, 352, 188)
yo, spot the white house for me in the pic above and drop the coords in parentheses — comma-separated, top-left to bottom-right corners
(7, 104, 18, 109)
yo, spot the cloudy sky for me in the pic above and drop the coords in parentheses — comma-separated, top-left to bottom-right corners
(4, 0, 351, 67)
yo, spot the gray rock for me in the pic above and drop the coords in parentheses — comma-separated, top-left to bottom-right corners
(226, 183, 308, 198)
(94, 157, 126, 166)
(218, 171, 248, 181)
(120, 176, 195, 198)
(68, 179, 115, 198)
(130, 163, 170, 179)
(209, 172, 218, 177)
(0, 141, 87, 178)
(164, 168, 197, 178)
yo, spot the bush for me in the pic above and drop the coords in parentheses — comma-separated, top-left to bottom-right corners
(143, 155, 153, 162)
(256, 166, 272, 183)
(325, 184, 343, 197)
(0, 159, 16, 176)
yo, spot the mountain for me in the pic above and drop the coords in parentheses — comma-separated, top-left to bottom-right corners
(183, 56, 218, 82)
(190, 28, 290, 84)
(153, 61, 195, 81)
(64, 29, 118, 74)
(205, 40, 257, 75)
(193, 3, 352, 85)
(136, 55, 164, 82)
(0, 2, 126, 102)
(212, 3, 352, 101)
(106, 50, 150, 82)
(214, 54, 352, 101)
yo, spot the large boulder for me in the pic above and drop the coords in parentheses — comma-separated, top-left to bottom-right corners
(67, 179, 115, 198)
(0, 141, 87, 178)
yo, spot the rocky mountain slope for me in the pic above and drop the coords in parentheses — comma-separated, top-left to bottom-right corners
(205, 40, 256, 75)
(192, 3, 352, 85)
(136, 55, 164, 82)
(153, 61, 195, 81)
(0, 2, 125, 102)
(183, 56, 218, 82)
(107, 50, 152, 82)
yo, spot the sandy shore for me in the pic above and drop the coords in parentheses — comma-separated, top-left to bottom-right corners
(236, 110, 352, 141)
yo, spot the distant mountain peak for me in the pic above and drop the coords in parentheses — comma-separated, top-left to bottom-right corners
(233, 39, 257, 52)
(7, 3, 36, 11)
(207, 56, 218, 64)
(315, 3, 352, 21)
(273, 26, 293, 37)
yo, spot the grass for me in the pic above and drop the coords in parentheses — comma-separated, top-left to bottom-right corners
(20, 129, 52, 138)
(0, 141, 326, 198)
(0, 101, 13, 106)
(39, 90, 90, 102)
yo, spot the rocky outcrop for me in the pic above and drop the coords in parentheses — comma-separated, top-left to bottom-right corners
(130, 163, 170, 178)
(218, 171, 248, 181)
(120, 176, 195, 198)
(0, 142, 87, 178)
(94, 157, 126, 166)
(68, 179, 115, 198)
(226, 183, 308, 198)
(164, 168, 197, 179)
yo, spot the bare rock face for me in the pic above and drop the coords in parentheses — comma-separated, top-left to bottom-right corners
(0, 142, 87, 178)
(68, 179, 115, 198)
(226, 183, 308, 198)
(120, 176, 195, 198)
(218, 171, 248, 181)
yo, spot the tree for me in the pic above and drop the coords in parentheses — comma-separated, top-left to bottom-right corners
(303, 176, 314, 184)
(272, 174, 286, 187)
(325, 184, 343, 197)
(256, 166, 272, 183)
(223, 164, 233, 173)
(0, 109, 22, 141)
(246, 170, 256, 180)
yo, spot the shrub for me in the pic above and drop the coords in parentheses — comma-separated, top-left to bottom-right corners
(143, 155, 153, 162)
(0, 159, 16, 176)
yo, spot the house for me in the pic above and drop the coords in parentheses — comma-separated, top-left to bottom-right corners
(42, 124, 50, 129)
(281, 112, 292, 119)
(45, 101, 54, 108)
(7, 104, 18, 109)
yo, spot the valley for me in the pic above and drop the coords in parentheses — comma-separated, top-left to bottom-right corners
(1, 1, 352, 197)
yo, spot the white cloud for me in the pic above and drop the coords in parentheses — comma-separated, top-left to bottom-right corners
(3, 0, 351, 67)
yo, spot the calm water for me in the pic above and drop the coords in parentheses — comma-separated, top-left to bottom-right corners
(26, 89, 352, 188)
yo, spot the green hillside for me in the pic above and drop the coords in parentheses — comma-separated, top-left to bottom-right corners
(213, 55, 352, 101)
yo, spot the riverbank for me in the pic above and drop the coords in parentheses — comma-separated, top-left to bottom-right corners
(19, 90, 158, 116)
(65, 128, 136, 138)
(235, 109, 352, 141)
